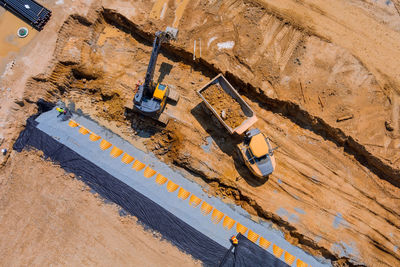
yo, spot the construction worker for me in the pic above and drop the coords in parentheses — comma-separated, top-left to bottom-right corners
(219, 235, 239, 266)
(56, 107, 66, 117)
(56, 107, 72, 121)
(230, 235, 239, 246)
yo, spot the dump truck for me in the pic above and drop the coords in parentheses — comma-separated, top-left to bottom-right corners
(197, 74, 276, 178)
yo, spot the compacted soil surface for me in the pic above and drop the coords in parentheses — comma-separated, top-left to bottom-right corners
(0, 151, 199, 266)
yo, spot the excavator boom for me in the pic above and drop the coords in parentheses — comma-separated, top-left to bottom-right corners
(143, 27, 177, 96)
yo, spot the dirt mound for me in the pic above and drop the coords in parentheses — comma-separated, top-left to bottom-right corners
(202, 83, 246, 129)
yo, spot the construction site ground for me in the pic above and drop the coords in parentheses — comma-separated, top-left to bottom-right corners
(0, 0, 400, 266)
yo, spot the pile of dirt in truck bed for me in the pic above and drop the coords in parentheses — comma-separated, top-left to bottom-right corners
(201, 83, 247, 129)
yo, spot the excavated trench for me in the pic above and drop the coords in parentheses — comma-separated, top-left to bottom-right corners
(101, 9, 399, 188)
(23, 8, 400, 266)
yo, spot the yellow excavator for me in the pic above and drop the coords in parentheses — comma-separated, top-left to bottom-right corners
(133, 27, 179, 124)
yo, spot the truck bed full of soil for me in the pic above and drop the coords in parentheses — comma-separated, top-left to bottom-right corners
(201, 83, 246, 129)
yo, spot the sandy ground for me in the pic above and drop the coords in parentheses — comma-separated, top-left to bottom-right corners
(0, 150, 200, 266)
(0, 0, 400, 266)
(0, 12, 37, 58)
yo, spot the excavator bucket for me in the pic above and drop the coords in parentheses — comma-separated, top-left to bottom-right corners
(165, 27, 178, 40)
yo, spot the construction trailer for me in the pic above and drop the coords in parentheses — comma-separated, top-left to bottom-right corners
(0, 0, 51, 31)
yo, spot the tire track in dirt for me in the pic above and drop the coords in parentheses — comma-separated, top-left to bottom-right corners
(252, 0, 400, 93)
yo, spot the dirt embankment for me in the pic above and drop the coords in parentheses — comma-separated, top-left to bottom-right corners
(0, 151, 200, 266)
(202, 83, 246, 129)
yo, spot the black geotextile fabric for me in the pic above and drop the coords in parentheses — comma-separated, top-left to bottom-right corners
(13, 100, 290, 267)
(235, 234, 289, 267)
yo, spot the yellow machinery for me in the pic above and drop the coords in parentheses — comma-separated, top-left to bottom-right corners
(133, 27, 180, 124)
(237, 128, 276, 178)
(197, 74, 276, 178)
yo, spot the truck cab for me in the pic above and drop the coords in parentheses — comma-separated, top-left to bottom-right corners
(237, 129, 276, 178)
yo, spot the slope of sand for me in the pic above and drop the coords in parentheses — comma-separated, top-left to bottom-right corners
(256, 0, 400, 90)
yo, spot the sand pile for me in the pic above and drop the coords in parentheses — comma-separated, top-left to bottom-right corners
(202, 83, 246, 129)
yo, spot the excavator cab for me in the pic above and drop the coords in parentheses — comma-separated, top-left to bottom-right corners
(153, 83, 168, 100)
(133, 27, 179, 124)
(134, 82, 169, 115)
(237, 128, 276, 178)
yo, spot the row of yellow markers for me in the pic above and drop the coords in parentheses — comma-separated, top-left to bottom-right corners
(68, 119, 309, 267)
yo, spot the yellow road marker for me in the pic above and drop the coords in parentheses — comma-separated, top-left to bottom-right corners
(222, 216, 235, 230)
(296, 259, 308, 267)
(155, 174, 168, 185)
(121, 153, 134, 164)
(236, 222, 248, 235)
(189, 194, 202, 207)
(284, 251, 296, 265)
(89, 133, 101, 141)
(110, 146, 123, 158)
(247, 229, 259, 243)
(166, 180, 179, 192)
(99, 139, 112, 150)
(211, 209, 224, 224)
(79, 126, 89, 135)
(68, 120, 79, 127)
(200, 201, 213, 215)
(273, 244, 284, 258)
(132, 160, 146, 171)
(259, 237, 271, 249)
(143, 166, 157, 178)
(177, 187, 190, 200)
